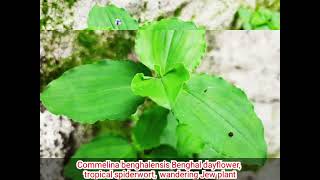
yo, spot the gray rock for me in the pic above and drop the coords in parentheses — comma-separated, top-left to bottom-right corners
(40, 110, 74, 158)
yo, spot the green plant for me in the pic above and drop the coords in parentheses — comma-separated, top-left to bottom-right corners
(40, 4, 267, 178)
(87, 4, 139, 30)
(234, 6, 280, 30)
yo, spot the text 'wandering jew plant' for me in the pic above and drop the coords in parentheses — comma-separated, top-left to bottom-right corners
(40, 4, 268, 179)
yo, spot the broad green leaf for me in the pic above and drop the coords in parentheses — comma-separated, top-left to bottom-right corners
(144, 145, 178, 159)
(160, 112, 178, 148)
(133, 105, 169, 149)
(73, 135, 137, 158)
(173, 74, 267, 163)
(135, 18, 206, 76)
(41, 60, 149, 124)
(176, 124, 205, 157)
(140, 18, 199, 30)
(198, 144, 225, 158)
(199, 145, 264, 166)
(64, 135, 136, 179)
(87, 5, 139, 30)
(131, 64, 190, 109)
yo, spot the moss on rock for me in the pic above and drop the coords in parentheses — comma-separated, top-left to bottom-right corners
(40, 30, 136, 91)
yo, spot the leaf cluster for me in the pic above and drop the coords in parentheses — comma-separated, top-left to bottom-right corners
(234, 6, 280, 30)
(40, 5, 268, 179)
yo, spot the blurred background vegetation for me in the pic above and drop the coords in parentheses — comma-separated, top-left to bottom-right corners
(233, 0, 280, 29)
